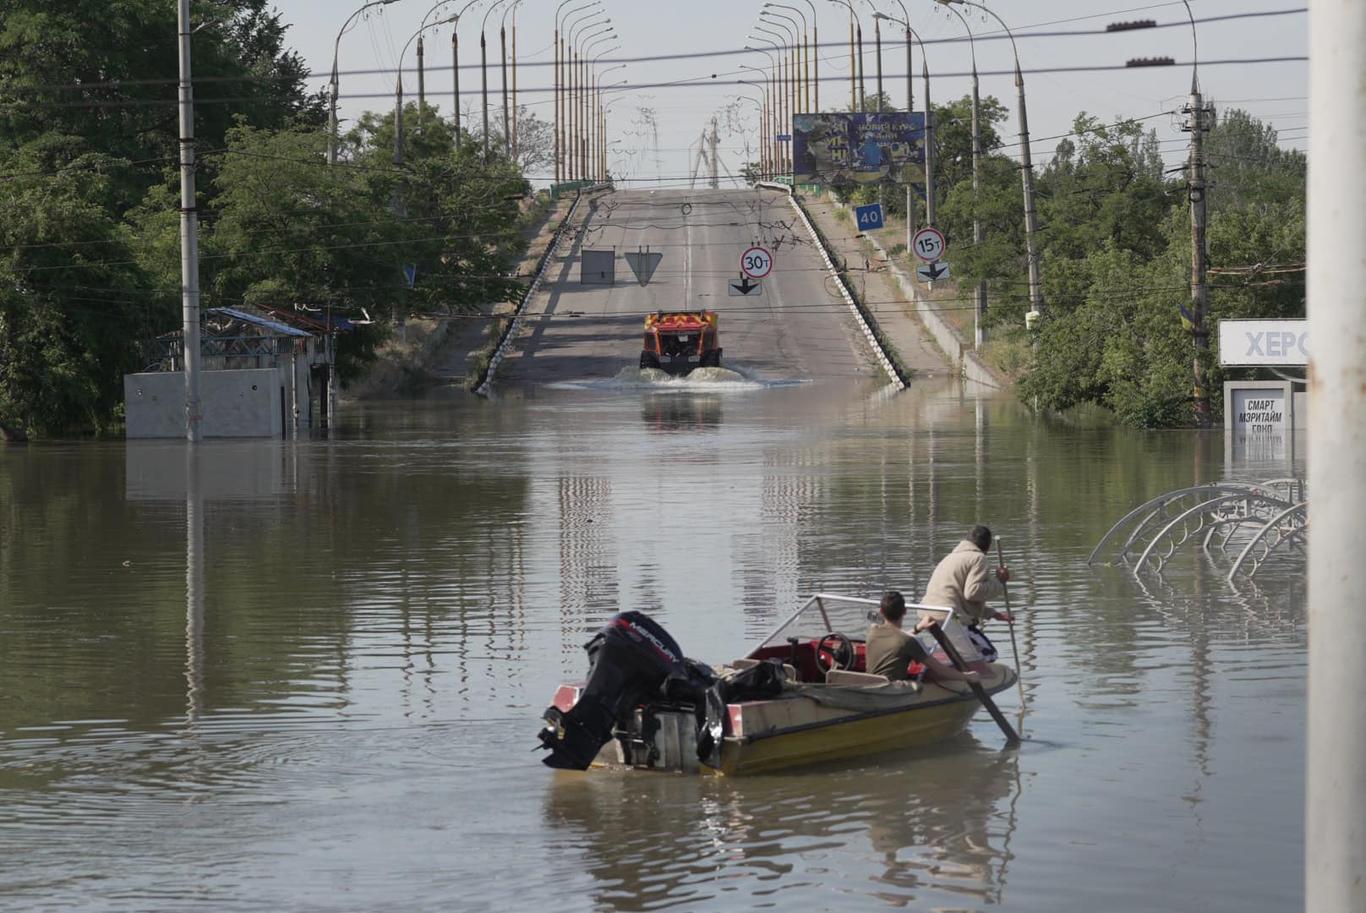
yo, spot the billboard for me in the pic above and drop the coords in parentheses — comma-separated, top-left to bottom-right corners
(1218, 318, 1308, 366)
(793, 112, 926, 187)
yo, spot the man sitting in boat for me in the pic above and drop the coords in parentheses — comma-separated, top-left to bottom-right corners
(868, 591, 979, 683)
(916, 526, 1013, 663)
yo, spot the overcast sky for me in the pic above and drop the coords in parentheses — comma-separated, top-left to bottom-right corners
(270, 0, 1308, 186)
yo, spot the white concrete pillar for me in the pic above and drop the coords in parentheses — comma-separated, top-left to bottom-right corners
(1305, 2, 1366, 911)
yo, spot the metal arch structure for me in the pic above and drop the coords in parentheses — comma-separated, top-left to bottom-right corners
(1088, 483, 1288, 566)
(1132, 492, 1294, 575)
(1091, 479, 1308, 582)
(1227, 501, 1308, 582)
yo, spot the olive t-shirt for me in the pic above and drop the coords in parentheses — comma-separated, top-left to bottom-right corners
(866, 623, 930, 680)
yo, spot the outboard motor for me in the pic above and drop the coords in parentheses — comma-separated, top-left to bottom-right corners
(537, 611, 687, 770)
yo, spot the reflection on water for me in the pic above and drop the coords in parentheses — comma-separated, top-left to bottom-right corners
(0, 383, 1307, 912)
(543, 736, 1020, 912)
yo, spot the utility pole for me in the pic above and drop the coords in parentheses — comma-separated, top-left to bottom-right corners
(177, 0, 202, 443)
(480, 29, 489, 159)
(970, 61, 985, 348)
(501, 23, 510, 156)
(923, 55, 934, 228)
(874, 18, 883, 112)
(416, 35, 425, 122)
(1183, 80, 1212, 426)
(511, 7, 519, 160)
(452, 30, 462, 140)
(1016, 62, 1044, 329)
(709, 118, 720, 189)
(1306, 5, 1366, 913)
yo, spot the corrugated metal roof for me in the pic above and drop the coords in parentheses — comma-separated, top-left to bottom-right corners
(208, 307, 312, 338)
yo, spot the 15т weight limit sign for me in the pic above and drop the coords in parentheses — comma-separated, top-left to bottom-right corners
(911, 227, 946, 263)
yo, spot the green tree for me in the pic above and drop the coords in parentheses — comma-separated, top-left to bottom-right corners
(0, 144, 168, 436)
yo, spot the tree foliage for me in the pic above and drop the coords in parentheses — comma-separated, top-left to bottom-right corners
(0, 3, 541, 435)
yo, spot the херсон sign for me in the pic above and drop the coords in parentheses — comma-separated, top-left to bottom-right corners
(1218, 319, 1308, 367)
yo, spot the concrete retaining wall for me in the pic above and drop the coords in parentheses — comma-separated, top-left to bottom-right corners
(125, 368, 284, 438)
(858, 226, 1005, 389)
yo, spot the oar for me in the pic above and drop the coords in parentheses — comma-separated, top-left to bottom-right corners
(996, 538, 1027, 711)
(926, 622, 1020, 747)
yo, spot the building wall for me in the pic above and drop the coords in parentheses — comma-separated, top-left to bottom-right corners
(125, 368, 285, 439)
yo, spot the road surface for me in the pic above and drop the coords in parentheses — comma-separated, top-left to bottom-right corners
(495, 188, 890, 388)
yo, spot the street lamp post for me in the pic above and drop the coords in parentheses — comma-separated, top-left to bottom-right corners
(573, 19, 612, 178)
(590, 57, 623, 182)
(873, 7, 932, 239)
(739, 79, 770, 178)
(828, 0, 862, 111)
(765, 4, 810, 114)
(754, 24, 791, 173)
(448, 0, 483, 143)
(583, 39, 616, 180)
(740, 65, 775, 178)
(500, 0, 522, 158)
(762, 9, 803, 120)
(939, 0, 1043, 328)
(555, 1, 598, 183)
(479, 0, 510, 159)
(566, 8, 608, 178)
(939, 1, 986, 345)
(396, 14, 458, 166)
(330, 0, 401, 166)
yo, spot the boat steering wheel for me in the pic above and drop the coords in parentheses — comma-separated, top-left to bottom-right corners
(817, 632, 855, 672)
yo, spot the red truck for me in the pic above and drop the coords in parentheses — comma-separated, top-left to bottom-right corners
(639, 311, 722, 375)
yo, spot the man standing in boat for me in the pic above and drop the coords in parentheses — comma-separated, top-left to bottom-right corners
(916, 526, 1013, 663)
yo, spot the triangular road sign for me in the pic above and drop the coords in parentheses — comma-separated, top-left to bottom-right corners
(623, 250, 664, 286)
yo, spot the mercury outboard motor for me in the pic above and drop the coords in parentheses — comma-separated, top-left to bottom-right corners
(537, 611, 686, 770)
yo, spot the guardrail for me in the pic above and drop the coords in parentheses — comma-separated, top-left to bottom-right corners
(757, 181, 908, 390)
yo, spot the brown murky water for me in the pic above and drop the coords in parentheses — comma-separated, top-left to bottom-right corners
(0, 377, 1307, 911)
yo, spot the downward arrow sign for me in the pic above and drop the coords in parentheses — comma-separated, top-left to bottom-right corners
(729, 276, 762, 296)
(916, 261, 950, 281)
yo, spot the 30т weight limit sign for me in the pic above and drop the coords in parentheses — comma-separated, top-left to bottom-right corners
(741, 246, 773, 279)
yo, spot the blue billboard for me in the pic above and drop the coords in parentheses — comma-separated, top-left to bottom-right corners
(793, 112, 926, 187)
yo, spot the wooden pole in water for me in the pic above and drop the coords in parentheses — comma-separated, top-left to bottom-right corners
(926, 623, 1019, 746)
(996, 538, 1026, 711)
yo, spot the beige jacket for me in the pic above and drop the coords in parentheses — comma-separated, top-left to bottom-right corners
(919, 540, 1002, 627)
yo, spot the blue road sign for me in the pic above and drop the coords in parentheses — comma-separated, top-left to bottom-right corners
(403, 264, 417, 289)
(855, 203, 885, 231)
(776, 134, 792, 143)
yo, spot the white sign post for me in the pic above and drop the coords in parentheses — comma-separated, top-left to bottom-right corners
(911, 227, 946, 263)
(740, 246, 773, 279)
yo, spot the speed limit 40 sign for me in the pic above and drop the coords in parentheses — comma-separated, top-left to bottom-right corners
(911, 227, 947, 263)
(740, 246, 773, 279)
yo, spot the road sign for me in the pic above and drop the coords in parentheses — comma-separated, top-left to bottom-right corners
(854, 203, 885, 231)
(579, 249, 615, 284)
(623, 250, 663, 286)
(729, 277, 763, 297)
(776, 134, 792, 143)
(911, 226, 947, 263)
(403, 264, 417, 288)
(916, 261, 950, 282)
(740, 246, 773, 279)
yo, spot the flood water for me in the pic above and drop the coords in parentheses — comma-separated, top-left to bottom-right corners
(0, 377, 1307, 912)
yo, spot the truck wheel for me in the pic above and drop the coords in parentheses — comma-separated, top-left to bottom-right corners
(640, 351, 660, 370)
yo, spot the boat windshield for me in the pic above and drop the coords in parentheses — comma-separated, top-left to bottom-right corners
(749, 594, 975, 658)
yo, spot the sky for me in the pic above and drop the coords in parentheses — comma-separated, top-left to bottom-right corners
(271, 0, 1308, 187)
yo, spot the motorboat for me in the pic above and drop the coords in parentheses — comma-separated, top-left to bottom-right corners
(536, 594, 1018, 776)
